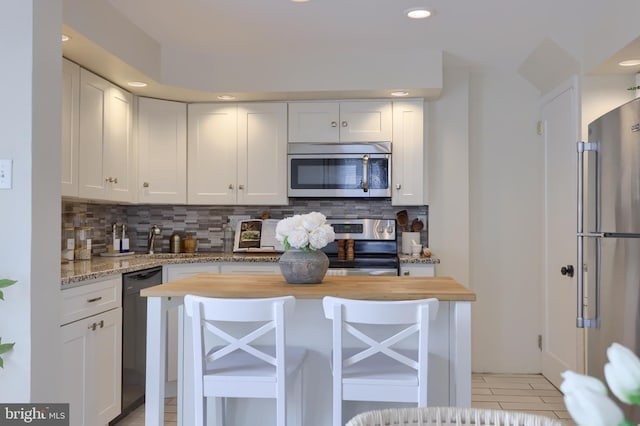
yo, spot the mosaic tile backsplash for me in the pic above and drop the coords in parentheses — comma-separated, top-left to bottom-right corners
(61, 199, 428, 255)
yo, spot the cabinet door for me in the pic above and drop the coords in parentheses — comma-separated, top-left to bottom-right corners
(61, 59, 80, 197)
(105, 85, 134, 203)
(138, 98, 187, 204)
(392, 100, 425, 205)
(61, 318, 90, 426)
(78, 69, 109, 199)
(61, 307, 122, 426)
(93, 307, 123, 425)
(339, 101, 392, 142)
(187, 104, 237, 204)
(288, 102, 340, 143)
(219, 263, 280, 274)
(164, 264, 219, 383)
(238, 103, 288, 205)
(400, 264, 435, 277)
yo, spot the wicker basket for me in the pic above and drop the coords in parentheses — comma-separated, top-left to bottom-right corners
(346, 407, 565, 426)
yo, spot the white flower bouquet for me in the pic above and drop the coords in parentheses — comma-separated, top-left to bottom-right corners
(275, 212, 335, 251)
(561, 342, 640, 426)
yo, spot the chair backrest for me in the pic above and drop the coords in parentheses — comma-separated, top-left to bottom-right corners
(346, 407, 564, 426)
(322, 296, 439, 377)
(184, 295, 296, 382)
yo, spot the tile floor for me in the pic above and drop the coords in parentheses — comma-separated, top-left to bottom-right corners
(115, 374, 573, 425)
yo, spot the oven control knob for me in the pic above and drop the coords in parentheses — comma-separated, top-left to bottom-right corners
(376, 226, 384, 233)
(386, 226, 394, 233)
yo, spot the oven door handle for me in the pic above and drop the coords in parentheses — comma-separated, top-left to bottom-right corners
(362, 154, 369, 192)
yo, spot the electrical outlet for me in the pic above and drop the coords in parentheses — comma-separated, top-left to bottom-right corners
(0, 159, 12, 189)
(228, 215, 251, 229)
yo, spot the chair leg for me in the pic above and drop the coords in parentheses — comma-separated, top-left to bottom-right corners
(212, 397, 224, 426)
(194, 396, 205, 426)
(290, 368, 303, 426)
(277, 392, 286, 426)
(333, 378, 342, 426)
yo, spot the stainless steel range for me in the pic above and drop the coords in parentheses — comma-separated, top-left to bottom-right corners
(322, 218, 398, 276)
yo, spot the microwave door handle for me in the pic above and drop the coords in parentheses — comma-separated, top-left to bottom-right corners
(362, 154, 369, 192)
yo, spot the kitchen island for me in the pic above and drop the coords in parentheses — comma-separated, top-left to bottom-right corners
(142, 274, 475, 426)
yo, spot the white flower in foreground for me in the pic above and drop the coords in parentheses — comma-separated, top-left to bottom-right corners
(276, 212, 335, 250)
(561, 370, 608, 396)
(308, 224, 335, 250)
(563, 386, 624, 426)
(302, 212, 326, 231)
(604, 342, 640, 405)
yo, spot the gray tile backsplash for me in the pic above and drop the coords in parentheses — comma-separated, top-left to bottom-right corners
(62, 199, 428, 255)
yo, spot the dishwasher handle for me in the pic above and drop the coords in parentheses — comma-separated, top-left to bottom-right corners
(127, 268, 162, 281)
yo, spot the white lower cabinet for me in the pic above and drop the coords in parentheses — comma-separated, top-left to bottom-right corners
(219, 262, 280, 274)
(61, 276, 122, 426)
(164, 262, 279, 390)
(164, 263, 220, 385)
(400, 264, 436, 277)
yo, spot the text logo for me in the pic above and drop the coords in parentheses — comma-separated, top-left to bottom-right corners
(0, 404, 69, 425)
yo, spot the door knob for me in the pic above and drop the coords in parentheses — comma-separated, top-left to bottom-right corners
(561, 265, 574, 277)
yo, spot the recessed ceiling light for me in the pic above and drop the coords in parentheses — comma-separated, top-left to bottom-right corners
(391, 91, 410, 97)
(406, 8, 432, 19)
(619, 59, 640, 67)
(127, 81, 147, 88)
(217, 95, 236, 101)
(61, 34, 70, 42)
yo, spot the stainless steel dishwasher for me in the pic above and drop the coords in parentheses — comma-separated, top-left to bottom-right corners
(111, 266, 163, 424)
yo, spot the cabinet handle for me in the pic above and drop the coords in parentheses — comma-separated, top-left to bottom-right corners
(99, 320, 104, 329)
(239, 185, 245, 190)
(143, 182, 149, 188)
(113, 177, 118, 184)
(341, 121, 348, 127)
(88, 322, 97, 331)
(105, 177, 112, 183)
(87, 297, 102, 303)
(403, 271, 410, 276)
(396, 184, 402, 190)
(228, 184, 234, 190)
(331, 121, 338, 128)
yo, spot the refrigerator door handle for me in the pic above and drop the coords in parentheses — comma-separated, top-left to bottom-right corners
(576, 141, 599, 328)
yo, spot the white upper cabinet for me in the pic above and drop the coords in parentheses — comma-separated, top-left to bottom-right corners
(188, 102, 287, 205)
(288, 101, 392, 143)
(237, 103, 288, 205)
(137, 97, 187, 204)
(392, 100, 426, 206)
(61, 58, 80, 197)
(78, 69, 134, 203)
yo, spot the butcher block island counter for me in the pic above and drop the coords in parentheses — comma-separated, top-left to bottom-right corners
(142, 274, 475, 426)
(141, 273, 476, 301)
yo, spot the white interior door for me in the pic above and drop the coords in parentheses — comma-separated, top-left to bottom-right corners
(541, 77, 582, 388)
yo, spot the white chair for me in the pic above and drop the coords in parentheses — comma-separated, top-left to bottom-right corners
(346, 407, 564, 426)
(322, 296, 439, 426)
(184, 295, 307, 426)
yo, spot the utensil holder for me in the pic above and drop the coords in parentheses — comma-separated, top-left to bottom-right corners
(401, 232, 420, 255)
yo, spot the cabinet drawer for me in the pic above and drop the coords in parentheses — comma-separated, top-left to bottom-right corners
(61, 275, 122, 325)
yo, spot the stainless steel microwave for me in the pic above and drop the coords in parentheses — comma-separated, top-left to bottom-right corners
(288, 143, 391, 198)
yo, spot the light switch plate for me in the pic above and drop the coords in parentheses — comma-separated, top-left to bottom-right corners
(0, 159, 12, 189)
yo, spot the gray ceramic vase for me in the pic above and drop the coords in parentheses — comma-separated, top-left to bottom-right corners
(279, 249, 329, 284)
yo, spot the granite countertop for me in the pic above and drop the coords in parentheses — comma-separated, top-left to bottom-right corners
(61, 252, 440, 288)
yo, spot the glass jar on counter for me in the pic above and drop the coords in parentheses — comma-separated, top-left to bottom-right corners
(61, 227, 75, 261)
(74, 226, 92, 260)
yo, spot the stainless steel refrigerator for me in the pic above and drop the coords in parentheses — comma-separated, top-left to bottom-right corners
(578, 97, 640, 420)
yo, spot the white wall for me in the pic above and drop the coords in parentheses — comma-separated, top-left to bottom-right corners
(467, 71, 545, 372)
(428, 61, 471, 288)
(0, 0, 62, 401)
